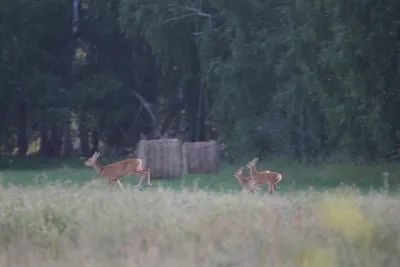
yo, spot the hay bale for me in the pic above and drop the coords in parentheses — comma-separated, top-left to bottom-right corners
(182, 140, 220, 174)
(137, 139, 182, 179)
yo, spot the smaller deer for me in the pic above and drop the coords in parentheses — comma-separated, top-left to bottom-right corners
(246, 157, 282, 195)
(233, 167, 261, 193)
(84, 151, 152, 191)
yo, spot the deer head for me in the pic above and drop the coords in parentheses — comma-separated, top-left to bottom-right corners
(246, 157, 259, 168)
(84, 151, 100, 166)
(233, 167, 244, 179)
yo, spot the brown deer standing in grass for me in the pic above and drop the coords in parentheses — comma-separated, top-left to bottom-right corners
(233, 167, 261, 193)
(84, 151, 152, 191)
(246, 157, 282, 195)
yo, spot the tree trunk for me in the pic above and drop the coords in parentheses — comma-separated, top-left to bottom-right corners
(91, 117, 100, 154)
(187, 75, 205, 142)
(176, 74, 186, 140)
(4, 129, 14, 154)
(0, 105, 7, 158)
(0, 123, 3, 158)
(40, 124, 51, 157)
(63, 113, 73, 156)
(91, 128, 99, 153)
(50, 125, 62, 157)
(195, 76, 205, 141)
(78, 114, 89, 156)
(61, 0, 80, 157)
(17, 98, 28, 156)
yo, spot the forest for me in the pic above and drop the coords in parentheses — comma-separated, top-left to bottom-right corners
(1, 0, 400, 163)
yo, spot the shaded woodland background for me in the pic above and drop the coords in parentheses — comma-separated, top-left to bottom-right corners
(1, 0, 400, 163)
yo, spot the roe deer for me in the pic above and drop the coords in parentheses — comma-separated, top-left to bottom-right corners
(233, 167, 261, 193)
(246, 157, 282, 195)
(84, 151, 152, 191)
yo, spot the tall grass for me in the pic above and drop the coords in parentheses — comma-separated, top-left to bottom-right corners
(0, 181, 400, 267)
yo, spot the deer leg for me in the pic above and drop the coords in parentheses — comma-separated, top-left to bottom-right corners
(251, 184, 261, 193)
(106, 178, 116, 193)
(135, 174, 146, 190)
(133, 172, 146, 191)
(274, 183, 279, 190)
(268, 183, 273, 195)
(145, 169, 153, 187)
(138, 168, 152, 187)
(116, 179, 124, 191)
(252, 187, 259, 193)
(135, 169, 152, 189)
(246, 182, 260, 194)
(271, 183, 278, 195)
(254, 182, 262, 193)
(134, 180, 143, 191)
(108, 177, 124, 191)
(246, 186, 255, 193)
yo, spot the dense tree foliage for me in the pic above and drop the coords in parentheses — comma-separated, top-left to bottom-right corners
(1, 0, 400, 163)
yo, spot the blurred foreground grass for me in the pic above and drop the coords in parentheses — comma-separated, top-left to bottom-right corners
(0, 183, 399, 267)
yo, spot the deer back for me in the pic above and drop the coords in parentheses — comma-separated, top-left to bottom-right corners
(254, 171, 282, 184)
(101, 158, 142, 177)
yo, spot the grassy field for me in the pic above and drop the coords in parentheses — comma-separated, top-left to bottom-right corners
(1, 156, 400, 266)
(1, 156, 400, 193)
(0, 182, 400, 266)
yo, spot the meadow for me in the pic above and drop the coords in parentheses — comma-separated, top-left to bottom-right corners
(1, 156, 400, 266)
(1, 156, 400, 192)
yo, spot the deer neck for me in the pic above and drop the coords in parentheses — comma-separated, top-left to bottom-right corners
(241, 175, 251, 182)
(249, 165, 258, 177)
(240, 174, 253, 184)
(92, 161, 104, 175)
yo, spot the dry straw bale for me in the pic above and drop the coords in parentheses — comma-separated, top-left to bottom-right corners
(137, 139, 182, 179)
(182, 140, 220, 174)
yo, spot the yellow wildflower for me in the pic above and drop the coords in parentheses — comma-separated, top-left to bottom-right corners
(300, 247, 337, 267)
(319, 196, 375, 246)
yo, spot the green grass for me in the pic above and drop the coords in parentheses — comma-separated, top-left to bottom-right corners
(1, 156, 400, 194)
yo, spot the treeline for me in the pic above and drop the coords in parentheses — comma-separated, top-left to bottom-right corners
(1, 0, 400, 163)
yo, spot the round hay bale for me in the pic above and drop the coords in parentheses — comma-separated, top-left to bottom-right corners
(137, 139, 182, 179)
(182, 140, 220, 174)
